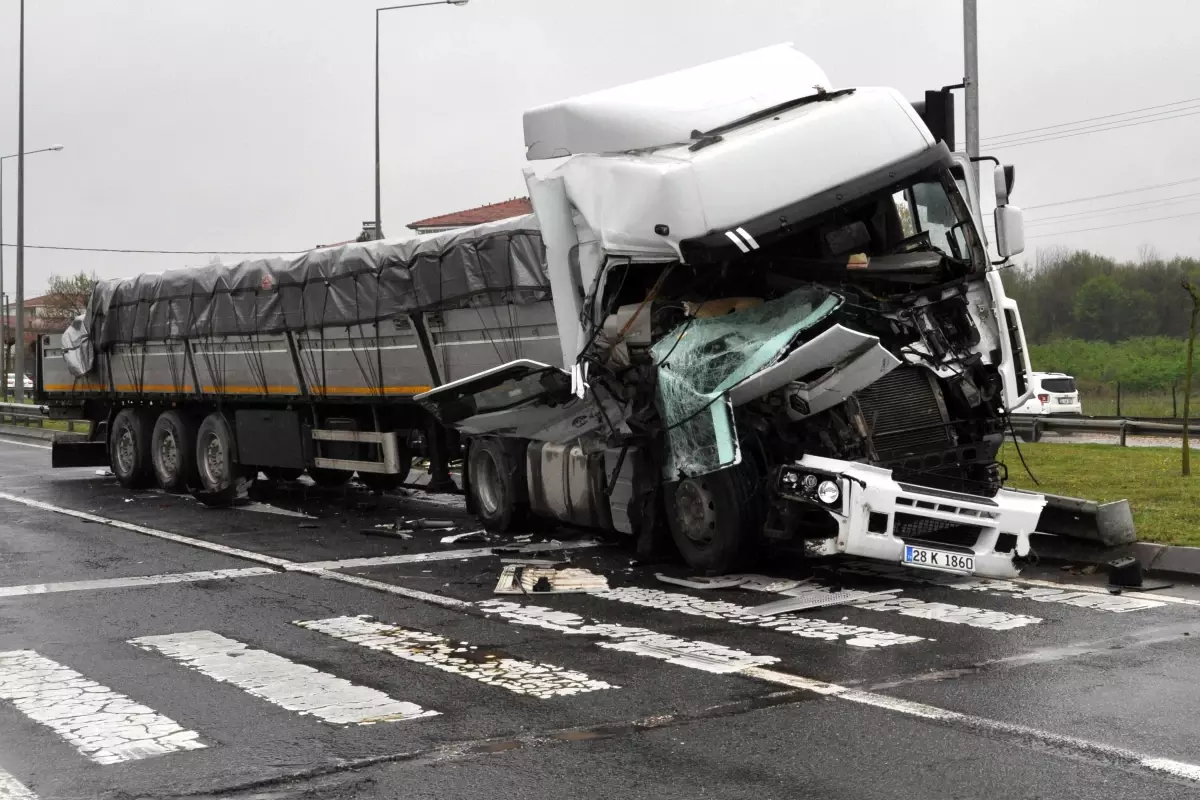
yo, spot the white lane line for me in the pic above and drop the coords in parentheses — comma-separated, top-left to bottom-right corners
(840, 563, 1172, 612)
(297, 615, 616, 699)
(0, 768, 37, 798)
(0, 438, 51, 450)
(0, 650, 204, 764)
(737, 665, 1200, 785)
(130, 630, 436, 725)
(297, 568, 474, 610)
(299, 542, 598, 571)
(0, 492, 294, 569)
(477, 600, 779, 674)
(589, 587, 925, 648)
(0, 568, 276, 598)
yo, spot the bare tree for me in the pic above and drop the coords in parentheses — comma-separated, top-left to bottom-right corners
(40, 271, 99, 320)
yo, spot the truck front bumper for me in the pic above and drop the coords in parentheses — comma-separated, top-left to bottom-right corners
(778, 454, 1047, 579)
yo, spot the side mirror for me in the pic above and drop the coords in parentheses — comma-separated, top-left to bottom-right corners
(994, 205, 1025, 258)
(993, 164, 1016, 206)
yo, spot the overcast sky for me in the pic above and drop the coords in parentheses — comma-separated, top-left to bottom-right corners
(2, 0, 1199, 292)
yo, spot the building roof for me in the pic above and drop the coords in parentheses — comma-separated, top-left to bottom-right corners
(408, 197, 533, 230)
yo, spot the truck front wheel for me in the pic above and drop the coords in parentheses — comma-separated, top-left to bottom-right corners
(666, 466, 761, 573)
(468, 437, 525, 532)
(110, 408, 155, 489)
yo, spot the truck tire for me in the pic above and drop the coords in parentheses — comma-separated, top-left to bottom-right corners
(666, 465, 762, 574)
(195, 412, 246, 503)
(358, 447, 413, 493)
(151, 410, 197, 493)
(110, 408, 155, 489)
(468, 437, 524, 532)
(309, 467, 352, 488)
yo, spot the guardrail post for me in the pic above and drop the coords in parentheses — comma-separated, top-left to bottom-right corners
(1119, 422, 1128, 447)
(67, 420, 75, 433)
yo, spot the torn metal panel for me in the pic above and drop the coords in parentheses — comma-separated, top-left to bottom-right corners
(655, 574, 750, 590)
(650, 287, 841, 480)
(494, 565, 610, 594)
(726, 323, 900, 411)
(752, 588, 902, 616)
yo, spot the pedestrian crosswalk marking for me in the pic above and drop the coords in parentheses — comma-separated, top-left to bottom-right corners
(130, 631, 436, 725)
(0, 768, 37, 798)
(477, 600, 780, 674)
(588, 587, 927, 647)
(296, 615, 616, 698)
(0, 650, 204, 764)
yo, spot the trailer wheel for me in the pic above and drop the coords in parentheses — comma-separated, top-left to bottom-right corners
(195, 412, 245, 502)
(468, 437, 524, 532)
(666, 465, 762, 573)
(309, 467, 352, 488)
(151, 410, 197, 492)
(110, 408, 155, 489)
(358, 447, 413, 493)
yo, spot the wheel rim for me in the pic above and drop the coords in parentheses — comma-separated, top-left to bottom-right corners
(675, 478, 717, 549)
(115, 428, 136, 476)
(474, 449, 503, 515)
(200, 433, 226, 488)
(158, 430, 178, 478)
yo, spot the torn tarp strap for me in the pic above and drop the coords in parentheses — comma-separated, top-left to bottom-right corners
(73, 216, 549, 374)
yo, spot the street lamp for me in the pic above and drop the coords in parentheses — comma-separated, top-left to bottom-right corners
(374, 0, 469, 240)
(0, 143, 63, 402)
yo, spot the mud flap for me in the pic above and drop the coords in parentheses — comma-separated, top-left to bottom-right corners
(51, 440, 109, 468)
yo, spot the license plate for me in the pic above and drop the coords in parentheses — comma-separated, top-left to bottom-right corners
(1057, 398, 1073, 404)
(903, 545, 974, 574)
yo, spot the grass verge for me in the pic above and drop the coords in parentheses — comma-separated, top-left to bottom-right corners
(1000, 441, 1200, 547)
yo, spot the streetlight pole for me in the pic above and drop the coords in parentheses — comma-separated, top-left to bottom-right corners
(374, 0, 468, 241)
(15, 0, 26, 402)
(0, 145, 63, 401)
(963, 0, 980, 185)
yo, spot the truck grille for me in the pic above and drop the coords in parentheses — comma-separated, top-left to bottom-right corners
(856, 367, 954, 460)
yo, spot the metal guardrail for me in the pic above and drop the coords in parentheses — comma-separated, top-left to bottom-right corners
(0, 402, 88, 434)
(1010, 413, 1200, 445)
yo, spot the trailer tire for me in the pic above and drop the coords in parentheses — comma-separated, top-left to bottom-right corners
(666, 465, 762, 574)
(195, 412, 245, 503)
(151, 410, 197, 493)
(468, 437, 524, 532)
(110, 408, 155, 489)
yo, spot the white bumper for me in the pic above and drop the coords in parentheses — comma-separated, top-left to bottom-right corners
(785, 455, 1047, 579)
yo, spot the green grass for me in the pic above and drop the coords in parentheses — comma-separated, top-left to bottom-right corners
(1077, 389, 1198, 418)
(1000, 441, 1200, 547)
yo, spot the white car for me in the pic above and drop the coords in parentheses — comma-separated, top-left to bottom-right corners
(4, 374, 33, 391)
(1016, 372, 1082, 415)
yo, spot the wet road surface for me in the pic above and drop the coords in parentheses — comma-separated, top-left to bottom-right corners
(0, 435, 1199, 799)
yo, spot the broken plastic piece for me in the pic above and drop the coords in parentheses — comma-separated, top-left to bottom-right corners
(440, 530, 488, 544)
(494, 565, 609, 594)
(654, 574, 749, 590)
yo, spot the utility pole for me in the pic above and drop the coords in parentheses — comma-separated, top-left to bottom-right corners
(15, 0, 26, 402)
(963, 0, 980, 185)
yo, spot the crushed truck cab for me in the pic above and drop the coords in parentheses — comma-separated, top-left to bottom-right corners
(418, 43, 1045, 579)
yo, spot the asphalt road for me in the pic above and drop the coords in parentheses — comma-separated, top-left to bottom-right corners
(1, 434, 1200, 799)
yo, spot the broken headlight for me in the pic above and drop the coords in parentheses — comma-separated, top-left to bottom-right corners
(776, 465, 845, 512)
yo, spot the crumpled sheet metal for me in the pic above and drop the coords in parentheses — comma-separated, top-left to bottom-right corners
(650, 286, 842, 480)
(62, 216, 547, 376)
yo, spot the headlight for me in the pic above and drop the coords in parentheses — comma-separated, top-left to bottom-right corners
(816, 480, 841, 505)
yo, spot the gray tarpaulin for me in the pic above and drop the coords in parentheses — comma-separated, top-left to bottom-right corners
(61, 216, 547, 377)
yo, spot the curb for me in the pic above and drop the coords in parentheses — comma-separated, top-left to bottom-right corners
(0, 424, 68, 442)
(1031, 532, 1200, 580)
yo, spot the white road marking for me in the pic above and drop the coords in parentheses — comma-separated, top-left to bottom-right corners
(0, 650, 204, 764)
(296, 568, 474, 610)
(589, 587, 925, 648)
(477, 600, 779, 674)
(130, 630, 436, 725)
(852, 596, 1042, 630)
(298, 615, 616, 698)
(0, 438, 51, 450)
(299, 541, 598, 571)
(0, 568, 276, 598)
(0, 768, 37, 798)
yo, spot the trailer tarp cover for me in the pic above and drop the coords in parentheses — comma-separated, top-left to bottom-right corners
(61, 215, 546, 377)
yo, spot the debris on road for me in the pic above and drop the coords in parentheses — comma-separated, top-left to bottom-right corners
(494, 564, 609, 594)
(398, 518, 457, 530)
(440, 530, 489, 544)
(752, 588, 901, 615)
(360, 528, 413, 540)
(655, 574, 750, 590)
